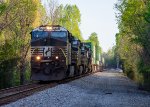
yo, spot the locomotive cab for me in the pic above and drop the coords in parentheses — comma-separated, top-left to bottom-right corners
(71, 37, 80, 51)
(30, 25, 72, 81)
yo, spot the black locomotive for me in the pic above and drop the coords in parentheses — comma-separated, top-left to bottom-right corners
(30, 25, 93, 81)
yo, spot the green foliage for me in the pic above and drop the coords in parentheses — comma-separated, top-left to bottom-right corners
(0, 41, 18, 88)
(138, 60, 150, 74)
(144, 1, 150, 23)
(116, 0, 150, 90)
(45, 2, 83, 40)
(103, 46, 117, 68)
(87, 32, 101, 64)
(0, 0, 43, 88)
(58, 4, 83, 40)
(0, 2, 7, 15)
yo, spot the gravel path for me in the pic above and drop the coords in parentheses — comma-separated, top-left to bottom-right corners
(3, 69, 150, 107)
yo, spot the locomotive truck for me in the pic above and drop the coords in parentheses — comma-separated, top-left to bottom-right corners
(30, 25, 93, 81)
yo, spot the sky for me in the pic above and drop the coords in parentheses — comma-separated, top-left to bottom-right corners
(43, 0, 119, 52)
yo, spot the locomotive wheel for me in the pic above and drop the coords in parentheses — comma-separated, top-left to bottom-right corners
(66, 65, 70, 77)
(82, 65, 85, 74)
(87, 65, 91, 73)
(74, 65, 79, 76)
(90, 65, 93, 73)
(85, 66, 88, 73)
(70, 65, 75, 77)
(88, 65, 91, 72)
(79, 65, 83, 75)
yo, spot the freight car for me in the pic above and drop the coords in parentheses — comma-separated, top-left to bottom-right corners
(30, 25, 93, 81)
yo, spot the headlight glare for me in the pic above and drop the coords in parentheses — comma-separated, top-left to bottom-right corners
(55, 56, 59, 60)
(36, 56, 41, 61)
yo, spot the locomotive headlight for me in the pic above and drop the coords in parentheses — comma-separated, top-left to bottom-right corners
(36, 56, 41, 61)
(55, 56, 59, 60)
(46, 26, 52, 30)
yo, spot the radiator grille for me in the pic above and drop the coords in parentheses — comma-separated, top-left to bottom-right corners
(31, 46, 67, 58)
(31, 47, 44, 56)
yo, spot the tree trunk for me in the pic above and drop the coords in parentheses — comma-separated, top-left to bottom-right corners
(19, 42, 26, 85)
(20, 58, 26, 85)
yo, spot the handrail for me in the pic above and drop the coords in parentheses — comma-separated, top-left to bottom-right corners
(59, 48, 67, 58)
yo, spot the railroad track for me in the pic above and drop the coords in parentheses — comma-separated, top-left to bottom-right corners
(0, 83, 57, 106)
(0, 72, 96, 106)
(0, 83, 38, 95)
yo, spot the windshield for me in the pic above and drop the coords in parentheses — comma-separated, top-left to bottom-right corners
(72, 41, 78, 50)
(72, 41, 78, 45)
(32, 31, 48, 40)
(81, 47, 85, 51)
(51, 31, 66, 38)
(31, 31, 67, 46)
(50, 31, 67, 46)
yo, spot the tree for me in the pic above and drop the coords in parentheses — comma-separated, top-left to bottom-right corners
(0, 0, 19, 32)
(43, 1, 83, 40)
(103, 46, 117, 68)
(115, 0, 150, 90)
(59, 4, 82, 40)
(45, 0, 60, 24)
(0, 0, 44, 86)
(88, 32, 101, 64)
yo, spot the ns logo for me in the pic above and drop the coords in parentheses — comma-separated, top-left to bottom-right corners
(44, 47, 51, 57)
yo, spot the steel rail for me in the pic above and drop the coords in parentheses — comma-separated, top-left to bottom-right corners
(0, 71, 97, 106)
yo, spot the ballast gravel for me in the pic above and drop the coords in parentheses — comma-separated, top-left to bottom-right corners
(3, 69, 150, 107)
